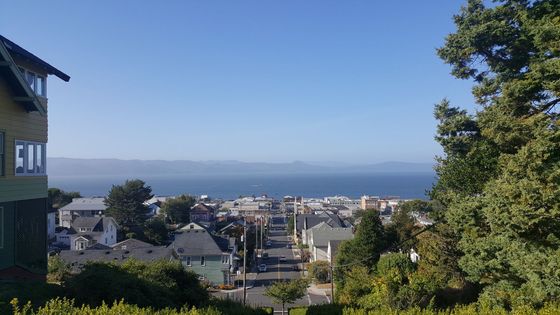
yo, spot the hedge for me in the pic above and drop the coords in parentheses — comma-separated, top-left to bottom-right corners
(10, 298, 273, 315)
(288, 303, 560, 315)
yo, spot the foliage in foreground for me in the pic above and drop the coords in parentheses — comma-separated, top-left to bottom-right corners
(288, 303, 560, 315)
(65, 259, 208, 309)
(10, 298, 272, 315)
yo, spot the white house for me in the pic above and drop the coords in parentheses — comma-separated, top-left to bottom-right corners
(66, 217, 118, 250)
(308, 222, 354, 262)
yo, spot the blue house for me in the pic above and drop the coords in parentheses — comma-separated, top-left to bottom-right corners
(171, 222, 238, 285)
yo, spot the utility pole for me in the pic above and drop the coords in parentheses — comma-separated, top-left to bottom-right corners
(243, 217, 247, 305)
(260, 216, 263, 253)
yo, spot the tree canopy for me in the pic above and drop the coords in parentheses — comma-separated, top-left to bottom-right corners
(264, 279, 308, 314)
(160, 195, 196, 224)
(431, 0, 560, 309)
(48, 188, 81, 209)
(105, 179, 153, 230)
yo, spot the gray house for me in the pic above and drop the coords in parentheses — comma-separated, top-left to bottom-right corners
(58, 197, 107, 228)
(171, 222, 238, 285)
(59, 244, 173, 273)
(295, 211, 351, 245)
(307, 222, 354, 262)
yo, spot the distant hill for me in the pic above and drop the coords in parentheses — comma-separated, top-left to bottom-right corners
(47, 157, 434, 176)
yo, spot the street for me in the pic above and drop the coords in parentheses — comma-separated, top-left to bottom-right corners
(214, 214, 330, 311)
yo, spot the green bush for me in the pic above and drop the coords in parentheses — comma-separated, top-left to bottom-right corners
(0, 281, 66, 315)
(307, 261, 330, 284)
(10, 297, 273, 315)
(65, 259, 208, 309)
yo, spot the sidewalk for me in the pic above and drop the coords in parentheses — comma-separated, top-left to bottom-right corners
(307, 283, 333, 303)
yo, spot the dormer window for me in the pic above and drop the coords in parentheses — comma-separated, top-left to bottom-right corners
(19, 67, 46, 97)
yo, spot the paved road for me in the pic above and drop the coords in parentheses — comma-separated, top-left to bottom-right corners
(214, 214, 330, 311)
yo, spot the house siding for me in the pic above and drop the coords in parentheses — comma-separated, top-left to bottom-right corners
(0, 48, 52, 279)
(183, 255, 229, 285)
(0, 198, 47, 276)
(0, 74, 48, 203)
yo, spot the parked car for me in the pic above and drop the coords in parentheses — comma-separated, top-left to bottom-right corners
(292, 265, 299, 271)
(286, 244, 291, 249)
(279, 256, 287, 262)
(262, 252, 269, 259)
(258, 264, 267, 272)
(266, 240, 272, 247)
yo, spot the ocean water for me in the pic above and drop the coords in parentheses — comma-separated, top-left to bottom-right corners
(48, 172, 436, 200)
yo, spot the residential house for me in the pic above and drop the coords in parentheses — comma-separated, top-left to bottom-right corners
(59, 244, 173, 273)
(307, 223, 354, 262)
(295, 211, 350, 245)
(111, 238, 154, 251)
(172, 222, 238, 285)
(62, 217, 118, 250)
(58, 197, 106, 228)
(0, 35, 70, 279)
(144, 196, 174, 217)
(190, 203, 215, 222)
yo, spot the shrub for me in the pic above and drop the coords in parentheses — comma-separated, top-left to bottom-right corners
(64, 259, 208, 309)
(307, 261, 330, 284)
(47, 255, 70, 283)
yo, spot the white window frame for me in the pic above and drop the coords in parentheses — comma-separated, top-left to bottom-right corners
(201, 256, 206, 266)
(14, 140, 46, 176)
(19, 67, 47, 98)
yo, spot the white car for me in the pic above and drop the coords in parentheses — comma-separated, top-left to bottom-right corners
(258, 264, 267, 272)
(279, 256, 287, 262)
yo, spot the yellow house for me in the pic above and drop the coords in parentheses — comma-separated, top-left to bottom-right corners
(0, 35, 69, 279)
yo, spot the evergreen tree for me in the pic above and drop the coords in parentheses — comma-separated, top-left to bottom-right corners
(432, 0, 560, 308)
(160, 195, 196, 224)
(105, 179, 153, 230)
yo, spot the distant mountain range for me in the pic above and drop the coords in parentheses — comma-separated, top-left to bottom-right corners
(47, 157, 434, 176)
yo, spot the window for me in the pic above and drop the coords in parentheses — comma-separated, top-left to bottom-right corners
(0, 132, 4, 176)
(14, 140, 46, 176)
(19, 67, 47, 97)
(200, 256, 205, 266)
(222, 255, 229, 264)
(183, 256, 191, 266)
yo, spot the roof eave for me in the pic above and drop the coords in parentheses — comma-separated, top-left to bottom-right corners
(0, 40, 46, 116)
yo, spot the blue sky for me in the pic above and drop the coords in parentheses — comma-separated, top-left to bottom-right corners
(1, 1, 476, 164)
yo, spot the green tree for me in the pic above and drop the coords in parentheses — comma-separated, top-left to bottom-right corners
(432, 0, 560, 308)
(105, 179, 153, 230)
(47, 255, 70, 283)
(307, 261, 330, 284)
(264, 279, 308, 315)
(143, 217, 169, 245)
(48, 188, 81, 209)
(161, 195, 196, 224)
(336, 210, 385, 276)
(384, 200, 422, 252)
